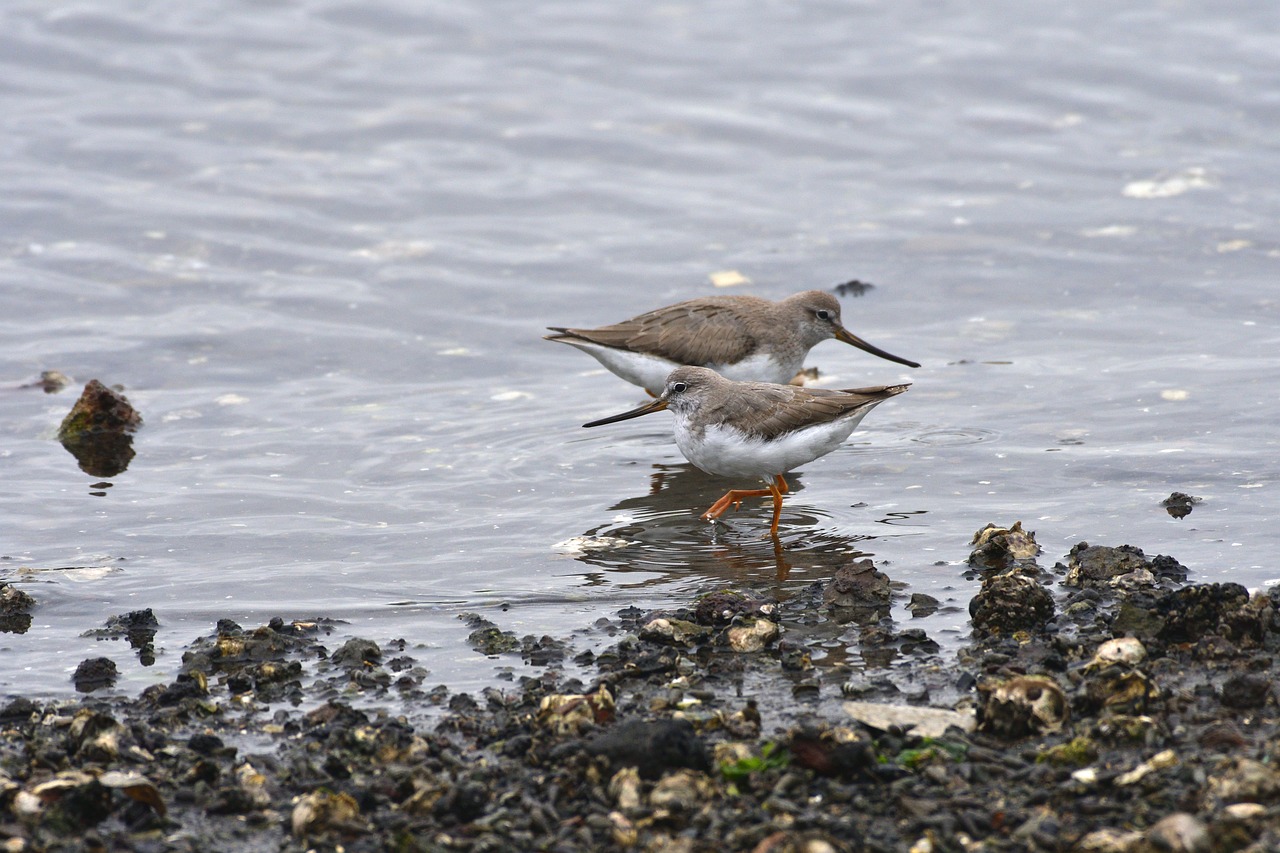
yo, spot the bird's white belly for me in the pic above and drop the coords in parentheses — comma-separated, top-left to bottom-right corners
(674, 413, 870, 479)
(565, 341, 679, 395)
(711, 352, 799, 385)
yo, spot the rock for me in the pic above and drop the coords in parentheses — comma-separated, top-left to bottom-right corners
(331, 637, 383, 668)
(969, 521, 1041, 569)
(1115, 749, 1177, 786)
(1155, 583, 1252, 644)
(579, 718, 710, 779)
(969, 570, 1054, 634)
(68, 709, 130, 762)
(1205, 758, 1280, 805)
(1063, 543, 1153, 588)
(72, 657, 118, 693)
(461, 613, 520, 655)
(725, 618, 780, 652)
(1074, 828, 1143, 852)
(823, 559, 892, 609)
(1086, 637, 1147, 671)
(842, 701, 976, 738)
(0, 583, 35, 634)
(57, 380, 142, 477)
(977, 675, 1068, 738)
(906, 593, 940, 617)
(693, 589, 775, 625)
(640, 617, 710, 647)
(291, 789, 362, 839)
(536, 685, 615, 735)
(609, 766, 642, 812)
(98, 771, 166, 817)
(1219, 673, 1272, 710)
(1144, 812, 1210, 852)
(648, 768, 713, 811)
(1161, 492, 1200, 519)
(1083, 669, 1160, 715)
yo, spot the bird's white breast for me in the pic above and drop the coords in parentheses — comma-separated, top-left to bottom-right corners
(673, 410, 872, 479)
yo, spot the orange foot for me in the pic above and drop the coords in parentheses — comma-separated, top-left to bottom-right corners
(701, 475, 790, 538)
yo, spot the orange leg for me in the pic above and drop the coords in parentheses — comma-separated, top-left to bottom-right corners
(765, 479, 784, 538)
(702, 487, 772, 520)
(701, 476, 789, 538)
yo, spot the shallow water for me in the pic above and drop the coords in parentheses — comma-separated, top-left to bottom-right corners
(2, 0, 1278, 699)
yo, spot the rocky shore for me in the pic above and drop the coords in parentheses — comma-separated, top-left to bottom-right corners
(3, 523, 1280, 852)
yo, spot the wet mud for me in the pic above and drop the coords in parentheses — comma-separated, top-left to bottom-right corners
(3, 526, 1280, 851)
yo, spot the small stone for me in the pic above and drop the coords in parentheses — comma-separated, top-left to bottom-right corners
(1144, 812, 1209, 852)
(725, 618, 780, 653)
(1086, 637, 1147, 671)
(640, 617, 710, 647)
(977, 675, 1068, 738)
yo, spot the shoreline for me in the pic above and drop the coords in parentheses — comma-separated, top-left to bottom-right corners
(3, 528, 1279, 851)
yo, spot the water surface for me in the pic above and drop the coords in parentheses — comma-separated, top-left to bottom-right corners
(2, 0, 1278, 700)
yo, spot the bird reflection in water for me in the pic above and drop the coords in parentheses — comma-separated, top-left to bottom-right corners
(569, 464, 887, 584)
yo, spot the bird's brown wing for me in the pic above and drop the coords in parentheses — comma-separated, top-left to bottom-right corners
(709, 384, 907, 439)
(546, 298, 760, 366)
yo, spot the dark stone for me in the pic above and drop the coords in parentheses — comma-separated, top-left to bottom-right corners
(969, 571, 1054, 634)
(789, 729, 876, 779)
(578, 718, 710, 779)
(1161, 492, 1200, 519)
(188, 733, 226, 756)
(693, 589, 772, 626)
(1063, 543, 1152, 588)
(57, 380, 142, 477)
(331, 638, 383, 668)
(1156, 583, 1252, 644)
(1221, 673, 1273, 710)
(73, 657, 119, 692)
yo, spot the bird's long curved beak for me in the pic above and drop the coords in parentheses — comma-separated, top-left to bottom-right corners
(834, 327, 921, 368)
(583, 397, 669, 428)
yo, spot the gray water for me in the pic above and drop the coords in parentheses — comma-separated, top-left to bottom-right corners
(3, 0, 1278, 699)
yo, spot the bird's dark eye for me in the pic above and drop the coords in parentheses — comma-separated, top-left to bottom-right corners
(815, 309, 833, 321)
(670, 382, 687, 393)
